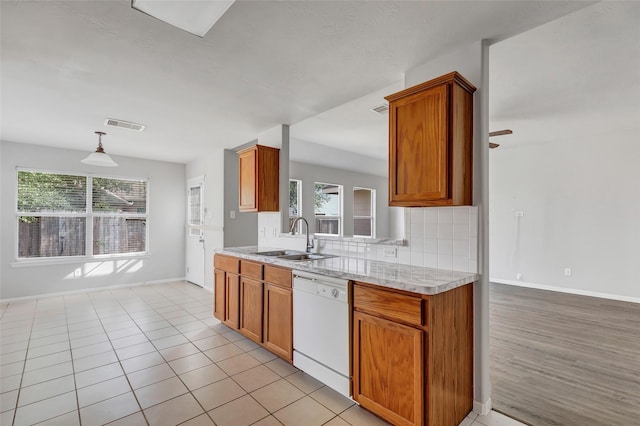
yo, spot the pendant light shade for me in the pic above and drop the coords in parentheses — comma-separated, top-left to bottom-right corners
(81, 131, 118, 167)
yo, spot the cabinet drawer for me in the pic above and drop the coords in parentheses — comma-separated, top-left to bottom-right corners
(241, 260, 263, 280)
(264, 265, 292, 288)
(214, 254, 239, 274)
(353, 283, 423, 327)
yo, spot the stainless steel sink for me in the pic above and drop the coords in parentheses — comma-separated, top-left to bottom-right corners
(254, 250, 303, 257)
(277, 253, 336, 261)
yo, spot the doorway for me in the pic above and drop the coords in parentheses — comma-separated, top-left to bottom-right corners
(186, 176, 205, 287)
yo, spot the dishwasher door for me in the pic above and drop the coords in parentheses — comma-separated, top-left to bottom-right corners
(292, 273, 350, 393)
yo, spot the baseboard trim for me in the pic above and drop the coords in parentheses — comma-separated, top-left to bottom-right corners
(491, 278, 640, 304)
(473, 398, 492, 415)
(0, 277, 186, 303)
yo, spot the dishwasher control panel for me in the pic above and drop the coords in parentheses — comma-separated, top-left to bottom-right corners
(317, 283, 347, 302)
(293, 271, 349, 304)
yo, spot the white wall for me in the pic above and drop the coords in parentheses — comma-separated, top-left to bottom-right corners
(1, 141, 186, 299)
(222, 149, 258, 248)
(185, 148, 225, 292)
(489, 141, 639, 300)
(489, 2, 640, 300)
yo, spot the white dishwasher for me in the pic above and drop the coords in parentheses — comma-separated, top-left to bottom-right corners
(292, 270, 350, 397)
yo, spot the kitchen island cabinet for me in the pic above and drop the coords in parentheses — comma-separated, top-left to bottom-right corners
(213, 254, 240, 329)
(239, 260, 264, 343)
(225, 273, 240, 329)
(240, 276, 263, 343)
(263, 265, 293, 361)
(215, 248, 477, 424)
(353, 310, 424, 426)
(353, 281, 473, 426)
(214, 254, 293, 362)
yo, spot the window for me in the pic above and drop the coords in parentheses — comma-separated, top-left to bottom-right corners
(289, 179, 302, 233)
(92, 177, 147, 255)
(17, 170, 148, 259)
(188, 178, 204, 237)
(353, 187, 375, 238)
(17, 172, 87, 258)
(314, 182, 342, 236)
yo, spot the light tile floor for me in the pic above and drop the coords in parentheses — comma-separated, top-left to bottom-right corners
(0, 281, 524, 426)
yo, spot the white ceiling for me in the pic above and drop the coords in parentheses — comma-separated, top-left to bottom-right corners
(1, 1, 595, 164)
(291, 81, 403, 161)
(489, 1, 640, 151)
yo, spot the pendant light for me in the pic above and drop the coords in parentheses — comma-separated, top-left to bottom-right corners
(81, 131, 119, 167)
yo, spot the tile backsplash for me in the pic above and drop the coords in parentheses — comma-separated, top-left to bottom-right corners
(257, 206, 478, 273)
(403, 206, 478, 273)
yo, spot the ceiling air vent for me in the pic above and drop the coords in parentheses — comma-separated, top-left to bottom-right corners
(104, 118, 146, 132)
(370, 104, 389, 115)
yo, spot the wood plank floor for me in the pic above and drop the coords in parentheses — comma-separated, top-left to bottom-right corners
(490, 283, 640, 426)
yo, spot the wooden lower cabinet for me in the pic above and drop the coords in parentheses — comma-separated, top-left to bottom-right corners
(352, 311, 424, 426)
(263, 283, 293, 361)
(225, 273, 240, 329)
(214, 254, 240, 329)
(352, 282, 473, 426)
(213, 269, 226, 322)
(213, 254, 293, 363)
(240, 277, 264, 343)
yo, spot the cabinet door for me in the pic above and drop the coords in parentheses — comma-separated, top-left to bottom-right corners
(390, 84, 449, 205)
(214, 269, 225, 321)
(225, 273, 240, 329)
(240, 277, 263, 343)
(238, 148, 257, 211)
(264, 283, 293, 362)
(353, 311, 424, 426)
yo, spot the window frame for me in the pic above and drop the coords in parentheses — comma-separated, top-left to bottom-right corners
(313, 182, 343, 237)
(353, 186, 376, 238)
(289, 179, 302, 233)
(15, 167, 150, 263)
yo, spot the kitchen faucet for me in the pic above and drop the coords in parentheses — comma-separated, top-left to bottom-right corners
(290, 217, 314, 253)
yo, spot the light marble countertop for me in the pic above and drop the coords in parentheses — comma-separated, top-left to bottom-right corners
(217, 246, 478, 295)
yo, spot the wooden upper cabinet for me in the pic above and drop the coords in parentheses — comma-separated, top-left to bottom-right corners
(238, 144, 280, 212)
(386, 72, 476, 207)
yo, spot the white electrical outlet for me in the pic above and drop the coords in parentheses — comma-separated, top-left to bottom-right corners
(74, 268, 81, 277)
(383, 248, 397, 258)
(516, 272, 522, 280)
(564, 268, 572, 276)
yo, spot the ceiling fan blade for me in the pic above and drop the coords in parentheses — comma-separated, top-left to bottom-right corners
(489, 129, 513, 137)
(489, 142, 500, 149)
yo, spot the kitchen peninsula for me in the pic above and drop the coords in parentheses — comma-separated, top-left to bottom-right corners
(214, 247, 477, 426)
